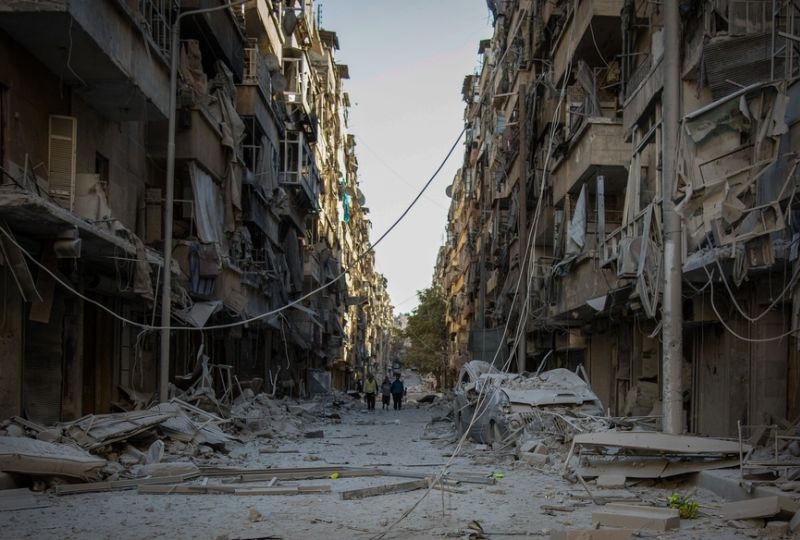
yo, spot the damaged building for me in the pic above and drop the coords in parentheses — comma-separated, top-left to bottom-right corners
(437, 0, 800, 437)
(0, 0, 392, 423)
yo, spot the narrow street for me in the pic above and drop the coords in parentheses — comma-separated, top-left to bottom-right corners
(0, 377, 767, 540)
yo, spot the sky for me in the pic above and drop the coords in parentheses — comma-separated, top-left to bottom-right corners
(321, 1, 494, 314)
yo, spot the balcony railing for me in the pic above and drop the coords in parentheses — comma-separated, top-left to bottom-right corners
(243, 44, 273, 98)
(137, 0, 178, 59)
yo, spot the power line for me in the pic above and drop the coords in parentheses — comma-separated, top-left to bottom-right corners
(0, 127, 466, 333)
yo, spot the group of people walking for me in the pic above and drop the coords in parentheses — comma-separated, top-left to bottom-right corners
(362, 373, 405, 411)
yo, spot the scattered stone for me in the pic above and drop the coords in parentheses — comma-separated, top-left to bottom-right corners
(146, 440, 165, 464)
(596, 474, 626, 489)
(248, 508, 262, 523)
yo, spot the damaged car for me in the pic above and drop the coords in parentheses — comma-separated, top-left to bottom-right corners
(453, 360, 604, 445)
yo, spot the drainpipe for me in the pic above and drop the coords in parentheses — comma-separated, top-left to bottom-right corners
(159, 0, 246, 403)
(661, 0, 683, 434)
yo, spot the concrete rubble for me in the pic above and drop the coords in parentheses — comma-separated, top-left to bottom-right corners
(0, 387, 367, 492)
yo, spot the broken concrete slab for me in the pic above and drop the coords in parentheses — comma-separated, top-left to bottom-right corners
(722, 495, 799, 520)
(0, 436, 106, 479)
(591, 503, 680, 531)
(572, 431, 747, 454)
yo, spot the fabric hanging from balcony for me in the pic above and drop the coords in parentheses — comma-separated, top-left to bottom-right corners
(189, 162, 226, 251)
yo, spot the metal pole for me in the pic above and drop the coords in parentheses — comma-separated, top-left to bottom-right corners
(159, 1, 247, 403)
(517, 82, 528, 373)
(662, 0, 683, 434)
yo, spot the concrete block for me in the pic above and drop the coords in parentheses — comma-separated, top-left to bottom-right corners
(764, 520, 789, 538)
(596, 474, 626, 489)
(550, 528, 635, 540)
(521, 451, 549, 466)
(722, 496, 799, 520)
(592, 503, 680, 531)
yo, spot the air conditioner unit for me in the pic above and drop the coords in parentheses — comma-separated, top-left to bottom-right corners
(48, 115, 77, 210)
(616, 237, 641, 278)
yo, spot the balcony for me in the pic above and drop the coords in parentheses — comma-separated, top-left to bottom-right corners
(552, 0, 624, 85)
(148, 107, 228, 181)
(279, 130, 320, 210)
(550, 119, 630, 205)
(180, 0, 245, 82)
(303, 250, 322, 286)
(623, 54, 664, 134)
(237, 45, 279, 134)
(0, 0, 172, 120)
(549, 256, 617, 322)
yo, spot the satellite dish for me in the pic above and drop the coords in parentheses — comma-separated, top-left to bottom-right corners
(271, 73, 287, 93)
(445, 184, 453, 198)
(357, 188, 366, 206)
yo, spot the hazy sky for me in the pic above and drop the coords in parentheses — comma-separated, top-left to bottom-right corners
(322, 1, 493, 313)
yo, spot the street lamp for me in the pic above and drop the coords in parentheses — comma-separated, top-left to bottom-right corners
(159, 0, 247, 402)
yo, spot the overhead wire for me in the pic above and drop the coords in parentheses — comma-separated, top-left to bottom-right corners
(0, 127, 465, 333)
(372, 8, 579, 538)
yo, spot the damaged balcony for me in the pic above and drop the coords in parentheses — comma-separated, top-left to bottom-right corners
(148, 107, 229, 182)
(280, 129, 320, 211)
(551, 0, 624, 85)
(180, 0, 245, 82)
(0, 0, 172, 120)
(550, 119, 630, 205)
(237, 44, 281, 136)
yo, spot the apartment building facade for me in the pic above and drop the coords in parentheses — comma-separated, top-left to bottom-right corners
(0, 0, 391, 423)
(439, 0, 800, 436)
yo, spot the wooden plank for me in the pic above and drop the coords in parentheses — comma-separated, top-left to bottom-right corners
(377, 469, 496, 485)
(55, 472, 199, 494)
(573, 431, 747, 454)
(339, 479, 429, 500)
(722, 496, 799, 520)
(592, 504, 680, 531)
(234, 485, 331, 496)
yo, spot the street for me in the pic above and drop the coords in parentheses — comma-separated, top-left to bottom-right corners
(0, 378, 762, 540)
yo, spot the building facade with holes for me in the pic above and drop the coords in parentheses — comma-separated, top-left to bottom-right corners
(0, 0, 391, 422)
(437, 0, 800, 437)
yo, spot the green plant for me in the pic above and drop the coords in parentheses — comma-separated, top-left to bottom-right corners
(668, 493, 699, 519)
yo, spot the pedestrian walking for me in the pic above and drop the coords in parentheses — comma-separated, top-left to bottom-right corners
(363, 373, 378, 411)
(391, 373, 405, 410)
(380, 376, 392, 410)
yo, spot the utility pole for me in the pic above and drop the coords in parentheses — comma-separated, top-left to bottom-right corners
(661, 0, 683, 434)
(159, 0, 246, 403)
(517, 82, 529, 373)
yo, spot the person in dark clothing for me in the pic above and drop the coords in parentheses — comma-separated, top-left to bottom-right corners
(390, 374, 405, 410)
(380, 376, 392, 410)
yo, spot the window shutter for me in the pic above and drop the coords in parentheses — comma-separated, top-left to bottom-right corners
(48, 115, 77, 210)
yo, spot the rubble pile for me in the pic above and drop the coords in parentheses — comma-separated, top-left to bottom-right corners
(0, 388, 362, 493)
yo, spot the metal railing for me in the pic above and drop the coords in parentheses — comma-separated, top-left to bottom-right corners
(137, 0, 178, 58)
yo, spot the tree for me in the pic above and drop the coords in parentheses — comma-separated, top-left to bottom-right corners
(404, 285, 450, 388)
